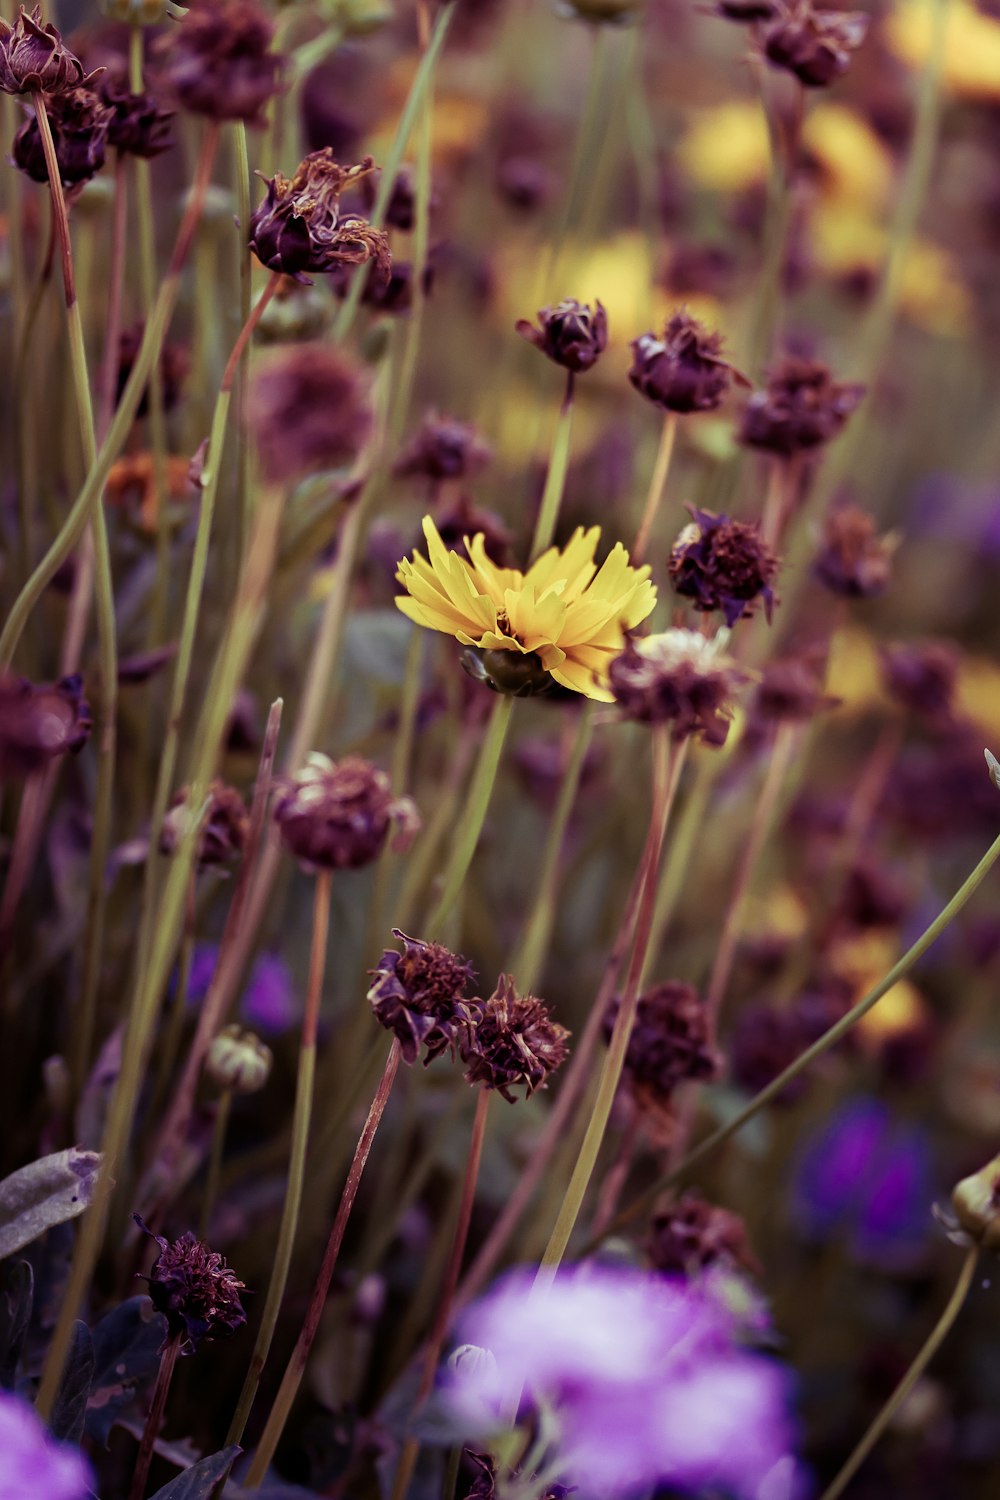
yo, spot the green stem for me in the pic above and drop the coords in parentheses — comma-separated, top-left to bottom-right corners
(602, 823, 1000, 1242)
(199, 1088, 232, 1240)
(233, 120, 254, 558)
(638, 749, 715, 990)
(386, 37, 435, 444)
(424, 696, 515, 939)
(631, 410, 677, 567)
(819, 1246, 978, 1500)
(529, 372, 575, 562)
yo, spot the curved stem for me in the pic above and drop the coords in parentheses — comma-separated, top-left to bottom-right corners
(128, 1331, 182, 1500)
(529, 372, 575, 561)
(819, 1245, 978, 1500)
(632, 410, 677, 567)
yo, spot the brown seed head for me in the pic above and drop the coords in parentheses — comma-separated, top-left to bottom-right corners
(461, 975, 569, 1101)
(739, 355, 864, 457)
(605, 981, 719, 1107)
(0, 6, 90, 95)
(394, 412, 492, 484)
(813, 504, 895, 599)
(610, 630, 743, 744)
(648, 1191, 756, 1275)
(762, 0, 868, 88)
(516, 298, 608, 374)
(247, 342, 372, 486)
(99, 73, 174, 157)
(668, 507, 779, 627)
(368, 929, 479, 1065)
(629, 311, 739, 414)
(273, 752, 419, 871)
(249, 150, 390, 284)
(160, 0, 282, 126)
(135, 1217, 247, 1351)
(0, 673, 92, 781)
(159, 778, 249, 869)
(13, 85, 112, 186)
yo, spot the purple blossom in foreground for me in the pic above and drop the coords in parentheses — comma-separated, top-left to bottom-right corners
(0, 1391, 93, 1500)
(445, 1264, 802, 1499)
(184, 945, 297, 1034)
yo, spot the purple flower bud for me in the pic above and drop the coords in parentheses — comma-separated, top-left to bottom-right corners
(0, 6, 89, 96)
(13, 86, 112, 186)
(763, 0, 868, 88)
(629, 311, 740, 414)
(516, 298, 608, 374)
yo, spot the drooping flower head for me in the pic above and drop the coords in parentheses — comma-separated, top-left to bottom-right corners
(249, 150, 390, 284)
(368, 929, 479, 1065)
(13, 86, 112, 186)
(273, 753, 419, 872)
(516, 298, 608, 374)
(668, 506, 779, 627)
(160, 0, 281, 125)
(629, 311, 741, 414)
(395, 516, 656, 702)
(135, 1217, 248, 1351)
(99, 73, 175, 157)
(762, 0, 868, 88)
(445, 1264, 800, 1500)
(0, 1390, 93, 1500)
(0, 7, 90, 95)
(461, 975, 569, 1101)
(609, 629, 744, 743)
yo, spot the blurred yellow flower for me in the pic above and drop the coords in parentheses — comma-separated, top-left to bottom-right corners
(395, 516, 657, 700)
(886, 0, 1000, 100)
(826, 625, 884, 714)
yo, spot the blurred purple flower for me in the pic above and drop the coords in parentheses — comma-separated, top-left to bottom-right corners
(0, 1391, 92, 1500)
(184, 945, 297, 1035)
(789, 1096, 933, 1268)
(446, 1264, 802, 1499)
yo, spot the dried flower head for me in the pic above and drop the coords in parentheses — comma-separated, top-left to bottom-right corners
(739, 356, 865, 457)
(813, 504, 895, 599)
(605, 981, 719, 1107)
(629, 311, 740, 414)
(668, 507, 779, 627)
(249, 150, 390, 284)
(394, 412, 492, 484)
(116, 324, 188, 415)
(434, 495, 512, 567)
(881, 641, 958, 723)
(0, 673, 92, 780)
(368, 929, 479, 1064)
(610, 629, 743, 743)
(99, 74, 175, 157)
(159, 778, 249, 869)
(206, 1024, 273, 1093)
(648, 1192, 755, 1275)
(753, 653, 839, 721)
(135, 1217, 247, 1351)
(762, 0, 868, 88)
(362, 258, 424, 314)
(13, 86, 112, 186)
(160, 0, 281, 126)
(516, 297, 608, 374)
(247, 342, 372, 485)
(396, 516, 656, 701)
(0, 7, 90, 95)
(273, 752, 419, 871)
(461, 975, 569, 1101)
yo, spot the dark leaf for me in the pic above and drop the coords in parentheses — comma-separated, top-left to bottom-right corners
(0, 1261, 33, 1390)
(86, 1295, 167, 1447)
(49, 1320, 94, 1445)
(148, 1446, 242, 1499)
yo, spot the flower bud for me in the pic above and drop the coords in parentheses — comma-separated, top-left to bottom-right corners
(951, 1154, 1000, 1251)
(516, 297, 608, 374)
(206, 1025, 273, 1094)
(0, 6, 89, 96)
(629, 311, 739, 414)
(14, 87, 112, 187)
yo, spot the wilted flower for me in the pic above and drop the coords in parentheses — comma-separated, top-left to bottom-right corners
(394, 412, 492, 483)
(273, 752, 419, 871)
(0, 1390, 93, 1500)
(881, 641, 958, 722)
(249, 150, 390, 284)
(629, 311, 740, 414)
(813, 504, 895, 598)
(0, 672, 91, 780)
(13, 86, 112, 186)
(99, 74, 174, 156)
(605, 981, 719, 1108)
(0, 6, 89, 95)
(609, 629, 743, 743)
(461, 975, 568, 1100)
(160, 0, 281, 126)
(762, 0, 868, 88)
(752, 652, 839, 722)
(445, 1264, 799, 1499)
(648, 1192, 756, 1275)
(395, 516, 656, 702)
(247, 342, 372, 485)
(206, 1024, 273, 1093)
(516, 298, 608, 374)
(159, 778, 249, 869)
(668, 507, 779, 626)
(136, 1218, 247, 1350)
(368, 929, 479, 1064)
(739, 356, 865, 457)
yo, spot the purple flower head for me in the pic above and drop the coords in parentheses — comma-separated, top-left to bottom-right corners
(446, 1264, 801, 1499)
(789, 1097, 933, 1269)
(0, 1390, 93, 1500)
(181, 946, 297, 1035)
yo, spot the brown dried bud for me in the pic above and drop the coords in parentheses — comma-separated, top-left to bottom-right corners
(881, 641, 958, 723)
(668, 507, 778, 627)
(648, 1191, 755, 1274)
(206, 1024, 272, 1093)
(516, 298, 608, 374)
(628, 311, 740, 414)
(605, 981, 719, 1106)
(99, 74, 174, 157)
(0, 6, 89, 95)
(950, 1155, 1000, 1252)
(394, 412, 492, 484)
(739, 356, 865, 457)
(813, 504, 895, 599)
(14, 86, 112, 186)
(368, 930, 479, 1065)
(273, 752, 419, 871)
(247, 343, 372, 486)
(0, 672, 92, 780)
(159, 779, 249, 869)
(762, 0, 868, 88)
(160, 0, 282, 127)
(610, 630, 743, 744)
(249, 151, 390, 284)
(461, 975, 569, 1101)
(135, 1216, 247, 1350)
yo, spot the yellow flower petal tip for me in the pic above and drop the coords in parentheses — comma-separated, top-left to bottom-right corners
(395, 519, 657, 700)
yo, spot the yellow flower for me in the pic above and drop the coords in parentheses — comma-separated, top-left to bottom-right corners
(395, 517, 657, 701)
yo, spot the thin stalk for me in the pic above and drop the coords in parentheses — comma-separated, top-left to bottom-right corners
(424, 696, 515, 939)
(819, 1246, 978, 1500)
(240, 1040, 402, 1486)
(199, 1088, 232, 1240)
(225, 868, 332, 1447)
(602, 823, 1000, 1241)
(394, 717, 479, 933)
(529, 371, 575, 561)
(128, 1331, 182, 1500)
(631, 412, 677, 567)
(234, 121, 253, 556)
(390, 1089, 491, 1500)
(541, 26, 610, 295)
(639, 750, 715, 989)
(539, 730, 684, 1272)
